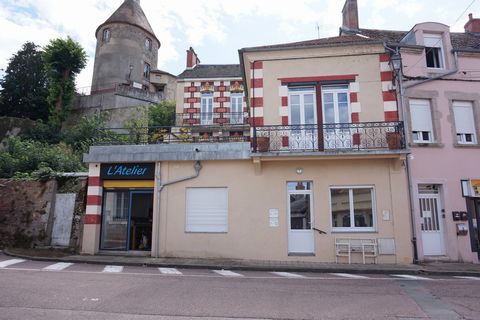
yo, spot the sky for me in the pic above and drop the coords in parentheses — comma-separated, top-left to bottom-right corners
(0, 0, 479, 90)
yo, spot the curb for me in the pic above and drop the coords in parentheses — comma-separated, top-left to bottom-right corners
(3, 249, 480, 277)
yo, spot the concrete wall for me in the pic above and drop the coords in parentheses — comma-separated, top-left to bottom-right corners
(155, 158, 411, 263)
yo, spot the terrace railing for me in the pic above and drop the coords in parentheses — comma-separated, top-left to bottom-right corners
(252, 121, 405, 153)
(175, 112, 249, 126)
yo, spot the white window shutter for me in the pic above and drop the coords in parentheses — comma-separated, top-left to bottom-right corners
(410, 99, 433, 132)
(453, 101, 476, 134)
(186, 188, 228, 232)
(424, 34, 442, 48)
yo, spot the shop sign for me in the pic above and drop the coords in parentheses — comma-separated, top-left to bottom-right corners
(100, 163, 155, 180)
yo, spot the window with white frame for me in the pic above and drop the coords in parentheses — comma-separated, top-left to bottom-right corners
(200, 93, 213, 125)
(186, 188, 228, 232)
(409, 99, 434, 143)
(230, 93, 243, 124)
(453, 101, 477, 144)
(330, 187, 375, 231)
(424, 34, 444, 69)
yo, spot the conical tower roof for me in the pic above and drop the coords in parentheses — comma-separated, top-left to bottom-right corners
(96, 0, 160, 46)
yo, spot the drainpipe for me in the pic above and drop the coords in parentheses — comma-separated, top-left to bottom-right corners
(152, 161, 202, 257)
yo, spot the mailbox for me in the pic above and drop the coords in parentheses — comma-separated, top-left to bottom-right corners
(456, 223, 468, 236)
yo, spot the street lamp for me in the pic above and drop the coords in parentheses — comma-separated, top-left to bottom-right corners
(390, 52, 402, 72)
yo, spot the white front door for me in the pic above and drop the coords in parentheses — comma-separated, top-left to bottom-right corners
(419, 193, 445, 256)
(287, 181, 314, 254)
(322, 85, 351, 149)
(289, 87, 317, 150)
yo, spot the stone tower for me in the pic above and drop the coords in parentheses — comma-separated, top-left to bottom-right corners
(91, 0, 160, 92)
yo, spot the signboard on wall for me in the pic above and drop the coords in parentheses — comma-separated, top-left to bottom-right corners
(100, 163, 155, 180)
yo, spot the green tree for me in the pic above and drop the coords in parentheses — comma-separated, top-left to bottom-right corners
(0, 42, 49, 120)
(42, 37, 87, 126)
(148, 100, 176, 127)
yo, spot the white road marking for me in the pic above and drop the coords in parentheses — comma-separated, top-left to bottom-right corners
(391, 274, 431, 280)
(43, 262, 73, 271)
(0, 259, 26, 268)
(159, 268, 182, 275)
(213, 270, 244, 277)
(331, 273, 369, 279)
(454, 276, 480, 280)
(102, 265, 123, 273)
(271, 272, 306, 278)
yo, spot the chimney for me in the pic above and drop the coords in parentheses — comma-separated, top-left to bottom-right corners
(342, 0, 359, 30)
(464, 13, 480, 33)
(186, 47, 200, 69)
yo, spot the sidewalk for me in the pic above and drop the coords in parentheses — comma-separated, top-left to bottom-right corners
(3, 248, 480, 276)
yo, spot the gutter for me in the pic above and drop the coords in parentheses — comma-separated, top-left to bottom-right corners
(152, 161, 202, 257)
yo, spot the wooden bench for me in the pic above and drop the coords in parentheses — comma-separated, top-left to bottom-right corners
(335, 238, 378, 264)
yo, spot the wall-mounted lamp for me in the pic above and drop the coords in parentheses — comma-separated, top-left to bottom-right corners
(296, 168, 303, 175)
(390, 53, 402, 72)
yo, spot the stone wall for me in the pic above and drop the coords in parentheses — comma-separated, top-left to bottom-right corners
(0, 178, 88, 250)
(0, 180, 57, 248)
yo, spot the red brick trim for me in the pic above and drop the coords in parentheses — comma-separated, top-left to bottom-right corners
(351, 112, 360, 123)
(251, 78, 263, 88)
(382, 91, 396, 102)
(279, 74, 357, 85)
(281, 96, 288, 107)
(380, 71, 393, 81)
(384, 111, 399, 121)
(350, 92, 358, 103)
(84, 215, 101, 225)
(251, 61, 263, 69)
(379, 53, 390, 62)
(252, 97, 263, 107)
(87, 195, 102, 206)
(251, 117, 264, 126)
(282, 116, 289, 125)
(88, 176, 101, 187)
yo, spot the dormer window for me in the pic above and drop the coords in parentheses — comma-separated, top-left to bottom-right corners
(145, 38, 152, 51)
(102, 28, 111, 43)
(424, 34, 444, 69)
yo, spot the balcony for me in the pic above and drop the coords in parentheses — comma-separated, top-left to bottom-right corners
(175, 112, 249, 127)
(252, 121, 405, 153)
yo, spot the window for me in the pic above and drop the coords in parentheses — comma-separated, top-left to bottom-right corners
(424, 34, 444, 69)
(145, 38, 152, 51)
(230, 93, 243, 124)
(331, 187, 375, 231)
(409, 99, 434, 143)
(200, 93, 213, 125)
(186, 188, 228, 232)
(102, 28, 111, 43)
(143, 62, 150, 79)
(453, 101, 477, 144)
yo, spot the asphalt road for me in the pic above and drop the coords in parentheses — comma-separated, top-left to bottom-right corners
(0, 254, 479, 320)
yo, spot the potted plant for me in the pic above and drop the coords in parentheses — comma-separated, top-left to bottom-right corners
(256, 136, 270, 152)
(386, 131, 402, 150)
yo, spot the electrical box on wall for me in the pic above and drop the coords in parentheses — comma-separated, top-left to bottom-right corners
(452, 211, 468, 221)
(456, 223, 468, 236)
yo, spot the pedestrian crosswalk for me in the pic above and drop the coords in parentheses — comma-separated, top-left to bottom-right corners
(0, 257, 479, 282)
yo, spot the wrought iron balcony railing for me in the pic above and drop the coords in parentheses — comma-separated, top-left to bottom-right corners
(92, 126, 249, 146)
(252, 121, 405, 153)
(175, 112, 249, 126)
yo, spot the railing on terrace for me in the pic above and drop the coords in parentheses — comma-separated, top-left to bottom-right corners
(93, 126, 249, 146)
(252, 121, 405, 153)
(175, 112, 249, 126)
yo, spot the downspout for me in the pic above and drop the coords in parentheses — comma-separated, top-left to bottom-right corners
(152, 161, 202, 257)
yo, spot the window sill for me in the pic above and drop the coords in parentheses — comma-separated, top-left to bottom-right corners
(453, 143, 480, 149)
(331, 229, 377, 233)
(409, 142, 444, 148)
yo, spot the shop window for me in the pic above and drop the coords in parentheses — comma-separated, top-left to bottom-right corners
(453, 101, 477, 144)
(186, 188, 228, 233)
(331, 187, 375, 232)
(409, 99, 434, 143)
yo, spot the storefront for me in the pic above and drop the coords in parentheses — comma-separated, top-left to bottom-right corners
(99, 163, 155, 252)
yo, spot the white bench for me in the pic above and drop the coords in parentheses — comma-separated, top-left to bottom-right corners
(335, 238, 378, 264)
